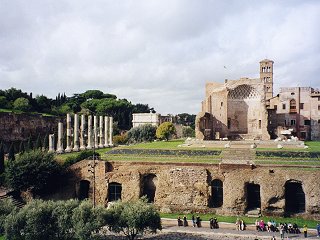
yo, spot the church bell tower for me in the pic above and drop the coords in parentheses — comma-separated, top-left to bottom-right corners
(260, 59, 274, 100)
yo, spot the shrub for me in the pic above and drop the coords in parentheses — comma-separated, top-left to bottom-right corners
(127, 124, 157, 143)
(182, 126, 195, 138)
(113, 134, 128, 145)
(106, 197, 162, 240)
(4, 199, 106, 240)
(156, 122, 176, 141)
(0, 198, 16, 235)
(5, 150, 63, 194)
(72, 201, 108, 240)
(5, 200, 56, 240)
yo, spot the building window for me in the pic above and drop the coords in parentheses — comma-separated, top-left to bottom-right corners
(290, 99, 297, 113)
(304, 120, 311, 126)
(108, 182, 122, 202)
(318, 105, 320, 111)
(300, 103, 304, 109)
(318, 119, 320, 124)
(259, 120, 261, 129)
(221, 102, 223, 107)
(282, 104, 286, 110)
(291, 120, 296, 126)
(291, 92, 295, 95)
(274, 105, 277, 110)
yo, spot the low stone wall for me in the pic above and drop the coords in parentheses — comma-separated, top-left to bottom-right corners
(67, 160, 320, 219)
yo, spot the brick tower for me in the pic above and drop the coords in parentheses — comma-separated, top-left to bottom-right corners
(260, 59, 274, 99)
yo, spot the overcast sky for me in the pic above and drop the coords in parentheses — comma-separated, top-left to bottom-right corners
(1, 0, 319, 114)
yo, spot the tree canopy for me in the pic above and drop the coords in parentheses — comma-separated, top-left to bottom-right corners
(0, 87, 153, 130)
(5, 150, 63, 194)
(106, 197, 162, 240)
(156, 122, 176, 141)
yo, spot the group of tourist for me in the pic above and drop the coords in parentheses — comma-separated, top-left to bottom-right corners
(255, 219, 302, 234)
(177, 216, 320, 239)
(235, 218, 246, 231)
(177, 215, 219, 229)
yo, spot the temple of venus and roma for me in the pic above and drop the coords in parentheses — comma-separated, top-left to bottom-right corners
(52, 60, 320, 219)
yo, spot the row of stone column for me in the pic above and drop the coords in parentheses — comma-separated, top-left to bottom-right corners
(48, 114, 113, 153)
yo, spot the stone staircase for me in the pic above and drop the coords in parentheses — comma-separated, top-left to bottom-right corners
(246, 208, 261, 218)
(221, 148, 256, 164)
(0, 193, 26, 208)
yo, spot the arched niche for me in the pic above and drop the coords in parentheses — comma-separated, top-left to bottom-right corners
(141, 174, 157, 203)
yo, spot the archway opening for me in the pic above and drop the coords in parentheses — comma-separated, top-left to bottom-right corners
(285, 181, 305, 214)
(78, 180, 90, 200)
(246, 183, 261, 210)
(141, 174, 157, 203)
(209, 179, 223, 208)
(108, 182, 122, 202)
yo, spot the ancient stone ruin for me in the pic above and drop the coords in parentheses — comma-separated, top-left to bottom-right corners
(48, 113, 113, 153)
(62, 159, 320, 219)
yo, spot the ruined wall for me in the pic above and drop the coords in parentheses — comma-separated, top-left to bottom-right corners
(69, 160, 320, 219)
(0, 113, 62, 146)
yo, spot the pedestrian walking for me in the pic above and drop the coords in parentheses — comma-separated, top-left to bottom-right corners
(183, 215, 188, 227)
(192, 214, 196, 227)
(317, 223, 320, 237)
(303, 225, 307, 238)
(279, 224, 284, 240)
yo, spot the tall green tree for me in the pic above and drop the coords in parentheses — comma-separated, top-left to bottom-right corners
(13, 97, 31, 111)
(6, 150, 62, 194)
(8, 143, 15, 161)
(0, 143, 4, 174)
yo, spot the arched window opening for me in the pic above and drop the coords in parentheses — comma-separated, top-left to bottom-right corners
(285, 181, 305, 214)
(108, 182, 122, 202)
(209, 179, 223, 208)
(141, 174, 157, 203)
(78, 180, 90, 200)
(290, 99, 297, 113)
(246, 183, 261, 210)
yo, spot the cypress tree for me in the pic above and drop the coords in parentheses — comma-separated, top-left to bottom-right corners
(19, 141, 25, 154)
(43, 133, 49, 150)
(8, 142, 15, 161)
(35, 134, 42, 150)
(26, 136, 33, 152)
(0, 143, 4, 174)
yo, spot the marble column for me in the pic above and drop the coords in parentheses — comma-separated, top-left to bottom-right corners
(65, 113, 72, 152)
(94, 116, 99, 149)
(87, 115, 93, 149)
(99, 115, 104, 148)
(56, 122, 64, 153)
(80, 115, 86, 150)
(48, 134, 55, 153)
(73, 113, 79, 152)
(109, 116, 113, 146)
(104, 116, 109, 147)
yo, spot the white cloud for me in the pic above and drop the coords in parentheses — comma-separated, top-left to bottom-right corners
(0, 0, 319, 114)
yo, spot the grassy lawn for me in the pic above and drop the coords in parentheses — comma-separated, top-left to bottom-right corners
(305, 141, 320, 151)
(0, 236, 4, 240)
(161, 213, 319, 229)
(55, 147, 113, 162)
(120, 139, 185, 149)
(54, 139, 320, 167)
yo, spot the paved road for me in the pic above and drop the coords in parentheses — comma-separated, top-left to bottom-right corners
(159, 218, 319, 240)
